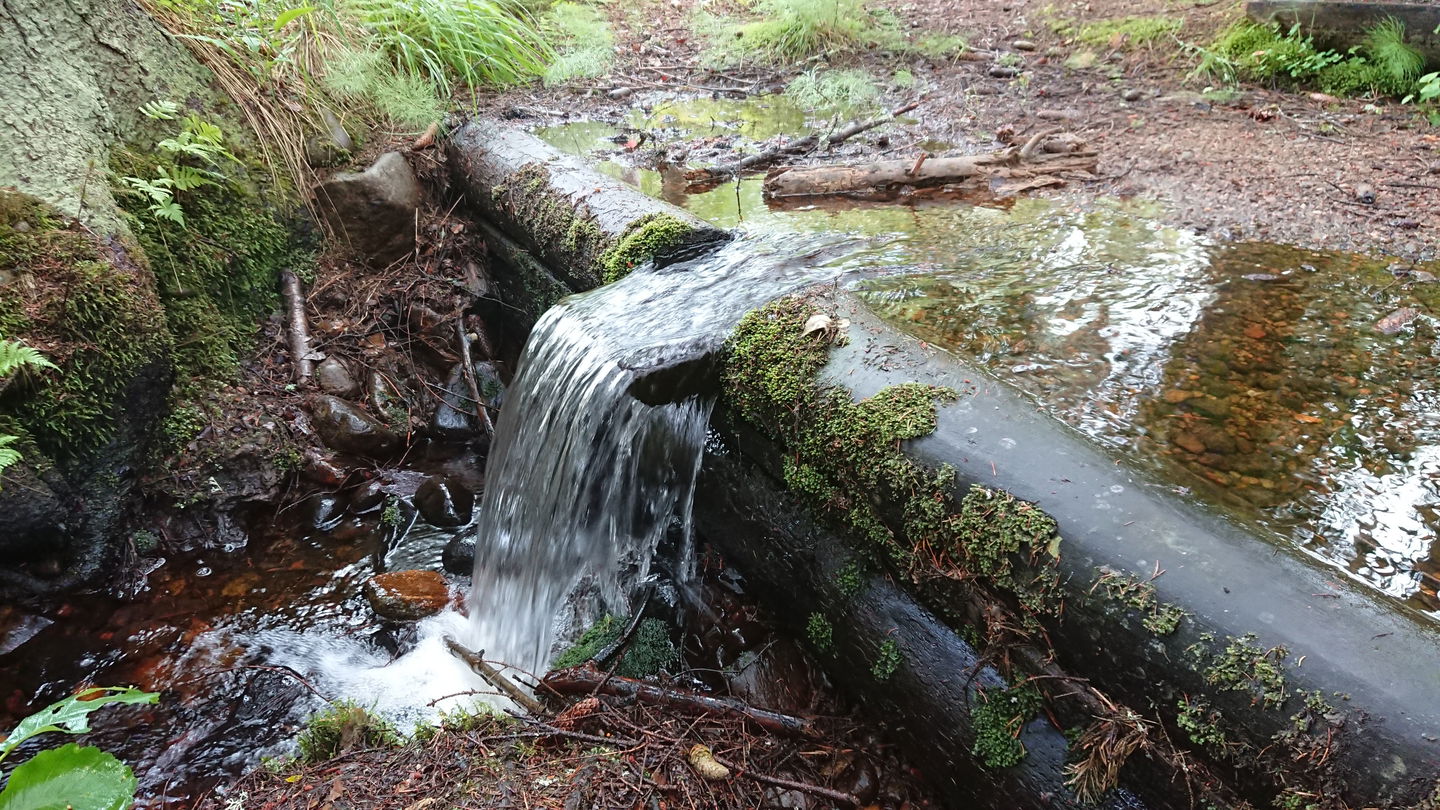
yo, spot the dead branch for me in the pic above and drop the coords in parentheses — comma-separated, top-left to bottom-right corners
(444, 637, 546, 716)
(762, 138, 1097, 200)
(684, 99, 925, 190)
(712, 753, 862, 808)
(281, 270, 314, 384)
(454, 321, 495, 437)
(542, 665, 821, 739)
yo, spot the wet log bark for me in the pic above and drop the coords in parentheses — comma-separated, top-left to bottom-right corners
(448, 121, 729, 291)
(762, 146, 1098, 200)
(697, 288, 1440, 809)
(280, 270, 314, 384)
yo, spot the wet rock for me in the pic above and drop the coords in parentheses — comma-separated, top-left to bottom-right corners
(988, 65, 1021, 78)
(301, 448, 347, 487)
(0, 460, 68, 562)
(321, 108, 355, 152)
(363, 570, 449, 620)
(308, 394, 401, 458)
(304, 135, 348, 168)
(430, 365, 477, 439)
(442, 534, 476, 575)
(620, 338, 721, 406)
(414, 475, 475, 527)
(315, 357, 360, 398)
(316, 152, 420, 267)
(349, 480, 387, 514)
(1121, 87, 1144, 102)
(607, 87, 635, 100)
(297, 493, 346, 531)
(474, 361, 506, 410)
(368, 370, 407, 424)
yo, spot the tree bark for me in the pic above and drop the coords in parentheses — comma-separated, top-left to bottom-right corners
(763, 148, 1098, 200)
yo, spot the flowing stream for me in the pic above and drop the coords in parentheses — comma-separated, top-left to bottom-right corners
(464, 231, 848, 678)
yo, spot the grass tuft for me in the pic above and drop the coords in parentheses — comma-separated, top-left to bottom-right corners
(542, 2, 615, 85)
(344, 0, 552, 88)
(1363, 18, 1424, 84)
(785, 68, 881, 111)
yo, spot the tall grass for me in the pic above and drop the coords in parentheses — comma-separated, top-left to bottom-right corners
(785, 68, 880, 111)
(730, 0, 870, 63)
(1363, 18, 1425, 85)
(344, 0, 551, 88)
(541, 2, 614, 86)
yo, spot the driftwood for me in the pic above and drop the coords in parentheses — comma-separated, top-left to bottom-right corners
(280, 270, 314, 384)
(762, 135, 1098, 200)
(683, 100, 924, 191)
(542, 665, 821, 739)
(444, 637, 546, 716)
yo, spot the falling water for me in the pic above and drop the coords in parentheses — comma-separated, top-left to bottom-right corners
(466, 232, 848, 679)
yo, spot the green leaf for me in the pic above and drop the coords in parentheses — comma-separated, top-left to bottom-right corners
(0, 688, 158, 763)
(273, 6, 316, 30)
(0, 745, 136, 810)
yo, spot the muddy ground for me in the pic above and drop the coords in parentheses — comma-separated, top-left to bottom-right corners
(466, 0, 1439, 263)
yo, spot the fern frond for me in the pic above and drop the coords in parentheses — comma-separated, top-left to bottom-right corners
(0, 435, 20, 475)
(0, 340, 57, 378)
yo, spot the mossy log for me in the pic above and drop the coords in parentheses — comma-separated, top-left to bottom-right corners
(1246, 1, 1440, 65)
(447, 120, 729, 291)
(697, 290, 1440, 808)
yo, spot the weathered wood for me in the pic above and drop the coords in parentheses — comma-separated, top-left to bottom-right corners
(280, 270, 314, 384)
(1247, 1, 1440, 64)
(444, 636, 547, 716)
(541, 665, 823, 739)
(448, 121, 729, 291)
(762, 147, 1098, 200)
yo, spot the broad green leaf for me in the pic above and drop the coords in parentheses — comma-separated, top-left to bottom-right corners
(0, 688, 157, 763)
(0, 745, 136, 810)
(273, 6, 316, 30)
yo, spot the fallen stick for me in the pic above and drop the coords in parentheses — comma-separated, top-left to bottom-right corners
(454, 321, 495, 437)
(684, 99, 925, 190)
(712, 753, 862, 808)
(280, 270, 314, 384)
(542, 665, 821, 738)
(762, 144, 1098, 200)
(444, 637, 546, 716)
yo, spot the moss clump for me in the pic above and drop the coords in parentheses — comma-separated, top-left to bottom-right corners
(599, 213, 694, 284)
(870, 637, 901, 680)
(551, 615, 677, 678)
(296, 701, 403, 762)
(1199, 19, 1425, 99)
(805, 612, 834, 653)
(971, 684, 1043, 769)
(1193, 633, 1289, 710)
(1176, 696, 1230, 753)
(1093, 568, 1186, 635)
(723, 296, 1064, 620)
(0, 191, 172, 460)
(1076, 15, 1181, 48)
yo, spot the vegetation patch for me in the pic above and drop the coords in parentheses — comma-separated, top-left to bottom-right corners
(805, 612, 834, 652)
(551, 615, 678, 678)
(785, 68, 881, 112)
(970, 684, 1043, 769)
(599, 213, 695, 284)
(542, 2, 616, 86)
(870, 637, 901, 680)
(1076, 15, 1181, 48)
(1176, 696, 1230, 753)
(722, 296, 1063, 621)
(1092, 567, 1186, 635)
(1191, 632, 1290, 710)
(296, 701, 403, 762)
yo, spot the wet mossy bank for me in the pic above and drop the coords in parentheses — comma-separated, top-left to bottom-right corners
(695, 292, 1440, 809)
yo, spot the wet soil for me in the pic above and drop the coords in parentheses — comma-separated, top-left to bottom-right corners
(468, 0, 1440, 264)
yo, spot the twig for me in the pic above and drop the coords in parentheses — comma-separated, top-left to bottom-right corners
(712, 754, 862, 807)
(455, 321, 495, 437)
(444, 637, 546, 716)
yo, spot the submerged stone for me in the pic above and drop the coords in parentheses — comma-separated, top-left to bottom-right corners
(363, 570, 450, 621)
(442, 534, 476, 576)
(308, 395, 401, 458)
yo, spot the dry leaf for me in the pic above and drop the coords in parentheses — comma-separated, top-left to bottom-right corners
(1294, 413, 1322, 424)
(688, 744, 730, 780)
(802, 313, 833, 336)
(412, 121, 439, 150)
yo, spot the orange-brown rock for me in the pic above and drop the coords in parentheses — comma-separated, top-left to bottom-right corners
(363, 570, 449, 621)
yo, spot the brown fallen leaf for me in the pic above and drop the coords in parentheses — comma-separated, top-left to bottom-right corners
(412, 121, 439, 150)
(1375, 307, 1420, 334)
(1294, 413, 1322, 424)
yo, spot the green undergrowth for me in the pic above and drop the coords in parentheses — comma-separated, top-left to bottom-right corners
(0, 191, 171, 462)
(971, 684, 1043, 769)
(296, 701, 404, 762)
(551, 615, 678, 678)
(722, 296, 1064, 621)
(1093, 568, 1185, 635)
(1075, 15, 1181, 48)
(785, 68, 881, 112)
(1195, 19, 1430, 100)
(542, 2, 615, 86)
(696, 0, 966, 66)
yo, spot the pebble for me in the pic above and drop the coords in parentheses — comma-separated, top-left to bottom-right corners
(987, 65, 1021, 79)
(607, 87, 635, 100)
(1012, 39, 1037, 51)
(1121, 88, 1144, 102)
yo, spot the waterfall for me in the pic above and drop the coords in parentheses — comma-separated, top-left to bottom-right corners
(465, 232, 845, 679)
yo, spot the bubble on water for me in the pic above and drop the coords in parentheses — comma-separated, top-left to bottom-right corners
(196, 566, 213, 577)
(1110, 484, 1125, 494)
(998, 437, 1017, 450)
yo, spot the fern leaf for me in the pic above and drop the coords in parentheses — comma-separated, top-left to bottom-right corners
(0, 339, 57, 378)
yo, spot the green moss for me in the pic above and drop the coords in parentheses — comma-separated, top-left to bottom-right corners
(599, 213, 694, 284)
(1076, 15, 1181, 48)
(835, 560, 866, 598)
(551, 615, 677, 678)
(1193, 633, 1289, 710)
(0, 191, 172, 460)
(871, 637, 902, 680)
(805, 612, 834, 653)
(296, 701, 403, 762)
(971, 684, 1043, 769)
(1094, 568, 1186, 635)
(1176, 696, 1230, 753)
(723, 296, 1064, 620)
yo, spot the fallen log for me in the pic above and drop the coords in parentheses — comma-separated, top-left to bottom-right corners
(762, 143, 1098, 200)
(448, 120, 729, 291)
(542, 665, 822, 739)
(683, 99, 924, 191)
(445, 636, 547, 716)
(280, 270, 314, 384)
